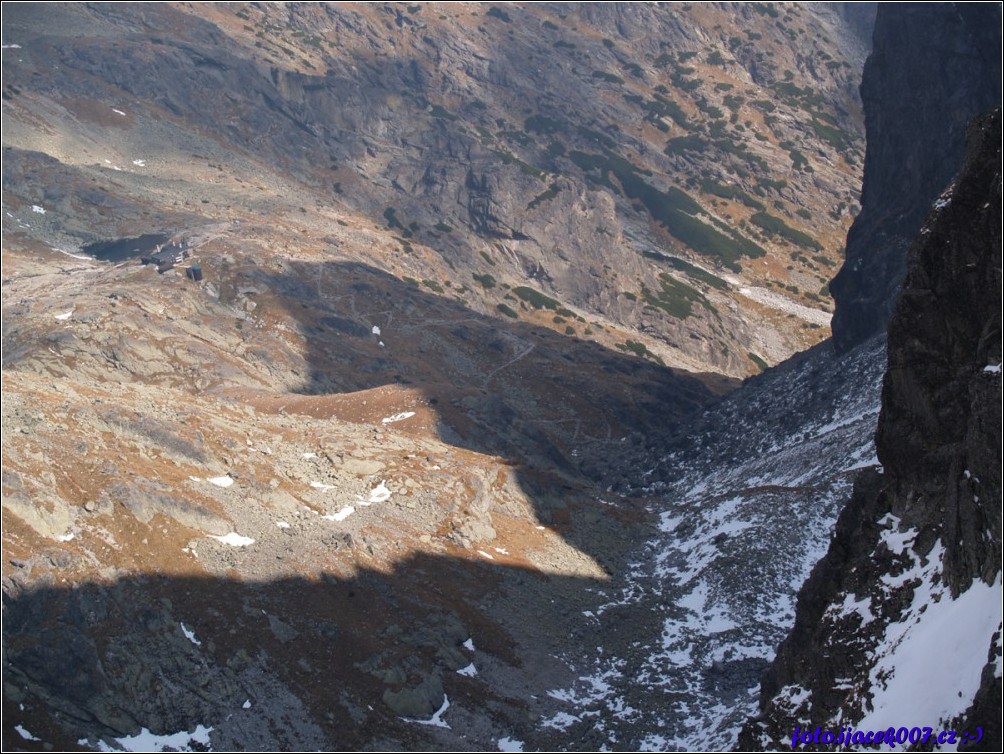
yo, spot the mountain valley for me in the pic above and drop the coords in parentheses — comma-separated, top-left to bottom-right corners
(2, 3, 1000, 752)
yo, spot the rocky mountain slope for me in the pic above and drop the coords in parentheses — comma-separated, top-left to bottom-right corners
(2, 4, 876, 749)
(2, 1, 872, 377)
(7, 3, 999, 753)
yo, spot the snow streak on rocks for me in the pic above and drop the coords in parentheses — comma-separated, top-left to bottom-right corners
(541, 337, 887, 749)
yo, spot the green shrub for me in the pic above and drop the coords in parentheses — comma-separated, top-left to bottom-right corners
(750, 211, 822, 250)
(641, 274, 709, 319)
(592, 70, 625, 84)
(384, 207, 403, 230)
(492, 149, 545, 179)
(429, 104, 457, 121)
(665, 134, 710, 155)
(473, 273, 496, 289)
(662, 255, 729, 290)
(749, 352, 769, 372)
(527, 183, 562, 210)
(496, 303, 519, 318)
(616, 340, 663, 364)
(513, 286, 561, 310)
(525, 114, 566, 135)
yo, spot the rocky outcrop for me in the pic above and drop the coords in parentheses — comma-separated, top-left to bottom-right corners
(829, 3, 1001, 351)
(739, 109, 1002, 751)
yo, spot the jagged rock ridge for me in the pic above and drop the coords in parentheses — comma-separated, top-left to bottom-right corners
(739, 108, 1002, 751)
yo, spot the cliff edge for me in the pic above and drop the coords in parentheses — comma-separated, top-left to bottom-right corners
(739, 107, 1002, 751)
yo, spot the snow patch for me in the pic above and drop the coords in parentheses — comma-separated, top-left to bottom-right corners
(207, 475, 234, 488)
(463, 637, 475, 651)
(15, 725, 40, 742)
(31, 205, 46, 214)
(540, 710, 581, 731)
(381, 411, 415, 424)
(498, 736, 524, 752)
(833, 592, 875, 627)
(210, 532, 254, 547)
(92, 725, 213, 752)
(180, 623, 201, 646)
(323, 506, 355, 522)
(52, 247, 94, 261)
(736, 286, 831, 326)
(858, 563, 1002, 731)
(984, 363, 1002, 375)
(275, 520, 291, 529)
(371, 325, 381, 336)
(310, 481, 336, 490)
(366, 480, 391, 504)
(403, 695, 451, 729)
(112, 108, 127, 116)
(457, 662, 478, 677)
(132, 159, 146, 167)
(54, 310, 74, 321)
(242, 700, 251, 710)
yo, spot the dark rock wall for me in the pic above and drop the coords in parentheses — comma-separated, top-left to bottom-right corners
(878, 110, 1002, 594)
(829, 3, 1001, 352)
(739, 108, 1002, 751)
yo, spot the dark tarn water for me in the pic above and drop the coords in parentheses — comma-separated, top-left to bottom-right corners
(82, 233, 170, 262)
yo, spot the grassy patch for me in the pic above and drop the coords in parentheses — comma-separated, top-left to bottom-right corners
(573, 149, 763, 270)
(661, 255, 730, 290)
(616, 339, 664, 364)
(513, 286, 561, 310)
(496, 302, 519, 318)
(429, 104, 457, 121)
(749, 352, 769, 372)
(750, 211, 822, 250)
(699, 179, 766, 211)
(473, 273, 497, 289)
(641, 273, 710, 319)
(492, 149, 546, 179)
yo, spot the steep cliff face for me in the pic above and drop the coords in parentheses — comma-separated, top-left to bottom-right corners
(739, 108, 1002, 751)
(829, 3, 1001, 352)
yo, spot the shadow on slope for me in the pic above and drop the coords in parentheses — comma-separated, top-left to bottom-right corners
(4, 551, 632, 752)
(252, 258, 727, 533)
